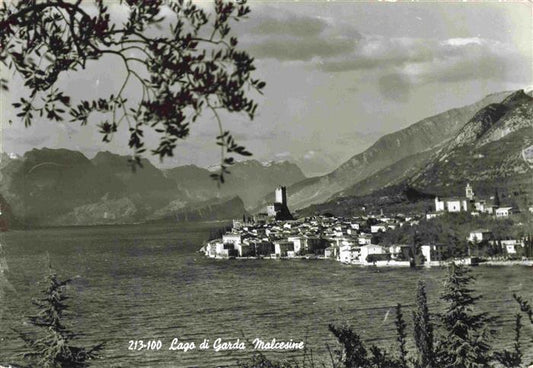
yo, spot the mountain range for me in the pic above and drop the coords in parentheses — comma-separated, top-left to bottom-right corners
(259, 90, 519, 212)
(0, 151, 305, 227)
(1, 88, 531, 227)
(297, 89, 533, 217)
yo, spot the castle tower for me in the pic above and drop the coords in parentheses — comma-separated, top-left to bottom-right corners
(275, 186, 287, 206)
(465, 183, 474, 200)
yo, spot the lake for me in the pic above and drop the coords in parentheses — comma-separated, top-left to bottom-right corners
(1, 223, 532, 367)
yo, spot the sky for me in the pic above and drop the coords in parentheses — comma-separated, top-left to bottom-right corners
(1, 0, 532, 176)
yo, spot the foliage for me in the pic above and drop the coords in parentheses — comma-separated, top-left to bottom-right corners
(328, 324, 370, 368)
(237, 353, 297, 368)
(380, 212, 529, 259)
(513, 293, 533, 325)
(236, 265, 533, 368)
(438, 263, 496, 368)
(0, 0, 264, 182)
(394, 304, 408, 368)
(366, 253, 391, 263)
(412, 281, 434, 368)
(16, 271, 104, 368)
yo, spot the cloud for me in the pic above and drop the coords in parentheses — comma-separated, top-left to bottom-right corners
(248, 37, 354, 62)
(313, 35, 527, 91)
(250, 14, 328, 37)
(240, 11, 360, 62)
(318, 36, 434, 72)
(403, 39, 527, 85)
(243, 10, 527, 88)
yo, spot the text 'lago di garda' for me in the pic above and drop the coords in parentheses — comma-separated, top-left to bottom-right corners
(128, 338, 305, 352)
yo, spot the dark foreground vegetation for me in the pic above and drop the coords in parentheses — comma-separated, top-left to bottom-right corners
(237, 264, 533, 368)
(6, 264, 532, 368)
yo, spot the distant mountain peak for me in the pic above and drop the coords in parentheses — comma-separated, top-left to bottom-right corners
(501, 89, 532, 107)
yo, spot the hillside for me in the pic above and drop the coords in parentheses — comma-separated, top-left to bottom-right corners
(165, 159, 306, 209)
(409, 90, 533, 198)
(0, 149, 304, 227)
(331, 147, 438, 199)
(299, 89, 533, 217)
(148, 196, 247, 223)
(0, 148, 125, 225)
(271, 90, 514, 211)
(297, 184, 435, 218)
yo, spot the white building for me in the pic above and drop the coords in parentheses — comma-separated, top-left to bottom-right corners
(467, 229, 493, 243)
(324, 245, 338, 259)
(358, 234, 373, 245)
(338, 244, 353, 263)
(499, 239, 523, 254)
(495, 207, 514, 218)
(370, 224, 387, 233)
(389, 245, 409, 260)
(222, 233, 242, 246)
(426, 212, 443, 220)
(435, 183, 478, 213)
(287, 236, 303, 254)
(435, 196, 469, 212)
(421, 244, 446, 265)
(274, 240, 294, 257)
(360, 244, 385, 264)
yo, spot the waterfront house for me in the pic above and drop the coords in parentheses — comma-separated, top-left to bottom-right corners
(421, 244, 447, 265)
(306, 236, 327, 254)
(274, 240, 294, 257)
(235, 243, 252, 257)
(360, 244, 386, 264)
(500, 239, 524, 255)
(216, 243, 238, 258)
(324, 245, 338, 259)
(287, 236, 304, 254)
(254, 241, 275, 257)
(205, 240, 220, 258)
(389, 245, 410, 260)
(338, 244, 353, 263)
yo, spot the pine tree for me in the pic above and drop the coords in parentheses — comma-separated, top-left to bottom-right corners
(439, 263, 495, 368)
(395, 304, 408, 368)
(328, 324, 370, 368)
(18, 271, 103, 368)
(412, 281, 434, 368)
(512, 293, 533, 324)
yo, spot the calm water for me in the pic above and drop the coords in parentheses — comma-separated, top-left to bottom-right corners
(1, 223, 532, 367)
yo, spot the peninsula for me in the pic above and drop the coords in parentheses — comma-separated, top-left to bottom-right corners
(200, 184, 533, 267)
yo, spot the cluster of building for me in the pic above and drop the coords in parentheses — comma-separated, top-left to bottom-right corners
(201, 212, 420, 265)
(430, 183, 516, 218)
(200, 184, 529, 266)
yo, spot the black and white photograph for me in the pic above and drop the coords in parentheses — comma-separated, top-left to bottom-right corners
(0, 0, 532, 367)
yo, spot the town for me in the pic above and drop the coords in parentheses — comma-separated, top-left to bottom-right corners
(200, 184, 533, 267)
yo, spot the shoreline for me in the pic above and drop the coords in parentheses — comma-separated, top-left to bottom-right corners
(203, 254, 533, 267)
